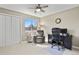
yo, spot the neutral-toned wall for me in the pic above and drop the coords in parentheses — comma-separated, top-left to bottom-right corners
(40, 6, 79, 47)
(0, 7, 39, 18)
(0, 7, 40, 41)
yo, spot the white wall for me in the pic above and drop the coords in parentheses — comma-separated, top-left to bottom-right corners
(40, 6, 79, 47)
(0, 7, 40, 42)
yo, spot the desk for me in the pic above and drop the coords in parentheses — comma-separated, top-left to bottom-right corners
(48, 34, 72, 50)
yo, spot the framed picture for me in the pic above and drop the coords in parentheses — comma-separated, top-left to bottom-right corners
(55, 18, 61, 24)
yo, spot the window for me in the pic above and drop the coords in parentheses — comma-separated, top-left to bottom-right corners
(24, 18, 38, 31)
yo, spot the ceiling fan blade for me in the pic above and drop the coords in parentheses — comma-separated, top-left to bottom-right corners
(41, 5, 48, 8)
(41, 9, 45, 12)
(38, 4, 40, 7)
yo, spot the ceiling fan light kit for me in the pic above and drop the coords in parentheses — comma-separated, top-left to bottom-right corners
(29, 4, 48, 13)
(36, 8, 41, 12)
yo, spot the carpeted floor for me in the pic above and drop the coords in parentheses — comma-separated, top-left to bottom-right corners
(0, 41, 79, 55)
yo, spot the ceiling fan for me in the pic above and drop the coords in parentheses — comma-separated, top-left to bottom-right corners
(29, 4, 48, 13)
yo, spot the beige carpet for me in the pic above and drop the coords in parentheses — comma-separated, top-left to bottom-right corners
(0, 41, 79, 55)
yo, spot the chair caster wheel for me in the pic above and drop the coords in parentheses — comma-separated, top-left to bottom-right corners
(51, 46, 53, 48)
(58, 48, 60, 51)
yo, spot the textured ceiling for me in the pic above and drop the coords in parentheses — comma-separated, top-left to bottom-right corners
(0, 4, 78, 18)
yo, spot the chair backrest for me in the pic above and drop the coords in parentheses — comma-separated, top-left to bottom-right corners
(37, 30, 44, 36)
(52, 28, 61, 41)
(52, 28, 61, 34)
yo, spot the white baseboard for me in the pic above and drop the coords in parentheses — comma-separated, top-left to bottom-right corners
(72, 46, 79, 50)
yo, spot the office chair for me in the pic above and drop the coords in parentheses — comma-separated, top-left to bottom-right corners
(51, 28, 64, 50)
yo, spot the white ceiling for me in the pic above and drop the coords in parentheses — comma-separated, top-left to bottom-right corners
(0, 4, 78, 18)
